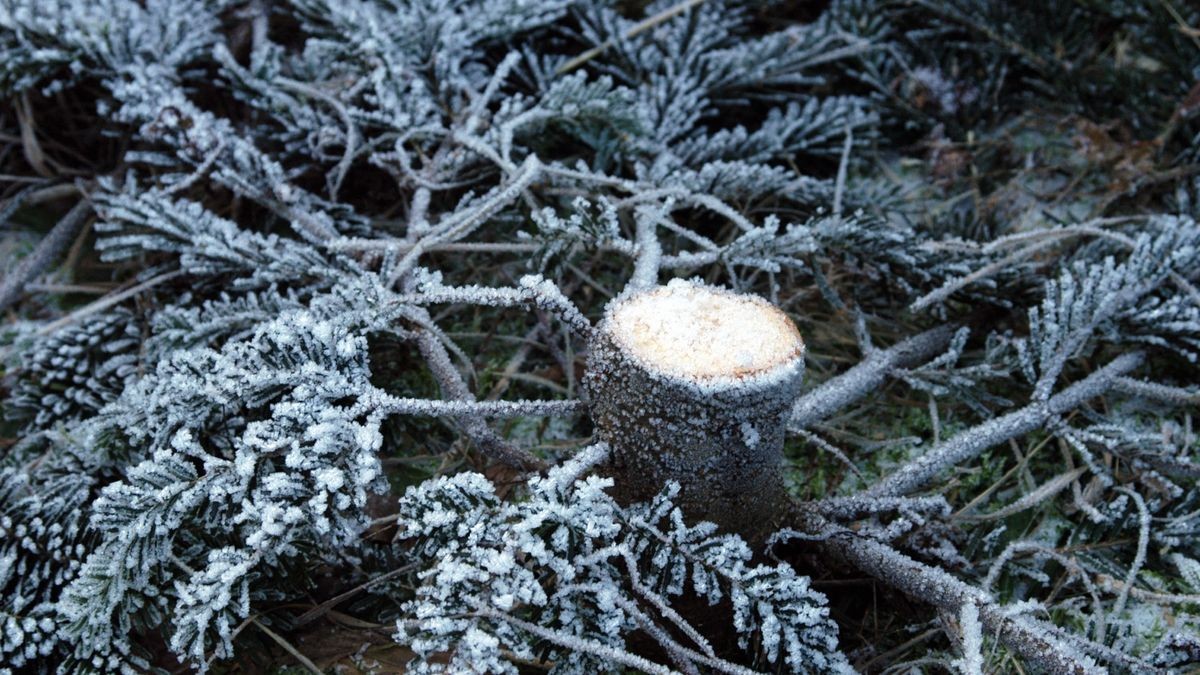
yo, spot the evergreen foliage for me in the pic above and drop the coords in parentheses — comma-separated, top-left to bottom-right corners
(1, 0, 1198, 672)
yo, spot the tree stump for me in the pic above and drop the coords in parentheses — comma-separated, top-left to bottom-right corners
(584, 279, 805, 544)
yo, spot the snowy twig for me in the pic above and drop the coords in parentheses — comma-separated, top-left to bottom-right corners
(405, 273, 592, 335)
(950, 600, 984, 675)
(0, 198, 91, 313)
(832, 124, 852, 222)
(277, 77, 360, 200)
(388, 155, 541, 285)
(163, 138, 225, 196)
(364, 390, 582, 419)
(864, 350, 1145, 498)
(909, 239, 1057, 313)
(812, 495, 949, 521)
(628, 206, 664, 291)
(788, 324, 957, 430)
(1109, 487, 1150, 626)
(1113, 377, 1200, 406)
(415, 326, 547, 471)
(785, 508, 1115, 674)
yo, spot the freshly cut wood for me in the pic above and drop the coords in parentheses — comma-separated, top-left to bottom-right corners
(584, 279, 804, 542)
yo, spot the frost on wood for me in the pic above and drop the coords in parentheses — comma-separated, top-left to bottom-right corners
(2, 0, 1200, 672)
(952, 600, 985, 675)
(585, 279, 804, 541)
(610, 279, 802, 380)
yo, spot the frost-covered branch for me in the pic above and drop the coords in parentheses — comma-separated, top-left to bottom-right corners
(1113, 376, 1200, 406)
(3, 0, 1198, 671)
(365, 390, 582, 419)
(627, 206, 664, 291)
(388, 155, 542, 285)
(0, 198, 91, 313)
(414, 326, 548, 471)
(789, 324, 957, 430)
(786, 510, 1118, 674)
(393, 460, 851, 674)
(406, 270, 592, 335)
(865, 350, 1146, 498)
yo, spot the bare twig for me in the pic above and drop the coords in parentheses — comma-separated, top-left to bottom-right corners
(293, 563, 417, 627)
(556, 0, 708, 75)
(278, 77, 359, 200)
(864, 351, 1146, 498)
(251, 618, 322, 675)
(16, 93, 54, 178)
(0, 183, 81, 222)
(0, 198, 92, 313)
(789, 324, 957, 430)
(955, 468, 1085, 522)
(36, 270, 184, 336)
(477, 609, 676, 675)
(832, 124, 853, 222)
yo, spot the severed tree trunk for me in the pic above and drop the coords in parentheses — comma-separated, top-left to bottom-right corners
(582, 282, 1148, 672)
(583, 280, 804, 543)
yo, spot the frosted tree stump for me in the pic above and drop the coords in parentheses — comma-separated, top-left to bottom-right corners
(584, 279, 805, 543)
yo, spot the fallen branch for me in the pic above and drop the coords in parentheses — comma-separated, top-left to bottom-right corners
(0, 198, 91, 314)
(788, 324, 957, 430)
(781, 508, 1160, 674)
(863, 351, 1145, 498)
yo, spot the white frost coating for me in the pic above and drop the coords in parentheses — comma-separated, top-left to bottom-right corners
(740, 421, 760, 449)
(953, 601, 985, 675)
(393, 467, 850, 674)
(9, 1, 1198, 672)
(609, 278, 802, 382)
